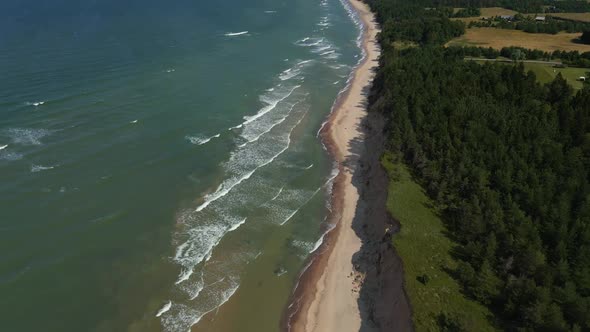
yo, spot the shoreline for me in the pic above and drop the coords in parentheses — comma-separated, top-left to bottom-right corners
(282, 0, 384, 331)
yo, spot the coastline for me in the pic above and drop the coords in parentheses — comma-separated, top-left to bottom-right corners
(282, 1, 388, 331)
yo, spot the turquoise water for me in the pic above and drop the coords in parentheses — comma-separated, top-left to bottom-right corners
(0, 0, 361, 330)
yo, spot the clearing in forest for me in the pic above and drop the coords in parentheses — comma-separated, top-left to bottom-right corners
(446, 27, 590, 52)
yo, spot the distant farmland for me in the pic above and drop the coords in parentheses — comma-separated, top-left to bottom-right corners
(549, 12, 590, 22)
(446, 27, 590, 52)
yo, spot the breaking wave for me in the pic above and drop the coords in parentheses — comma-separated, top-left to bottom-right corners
(224, 31, 249, 37)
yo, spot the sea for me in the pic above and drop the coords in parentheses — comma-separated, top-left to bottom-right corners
(0, 0, 362, 330)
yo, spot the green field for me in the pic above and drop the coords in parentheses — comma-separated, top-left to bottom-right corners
(468, 59, 589, 89)
(382, 153, 496, 332)
(523, 63, 588, 89)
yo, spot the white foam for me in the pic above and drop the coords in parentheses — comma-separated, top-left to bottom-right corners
(295, 37, 323, 47)
(292, 239, 314, 253)
(0, 145, 7, 150)
(165, 68, 175, 73)
(271, 186, 284, 201)
(174, 107, 308, 288)
(31, 164, 56, 173)
(314, 45, 332, 53)
(280, 208, 300, 225)
(280, 68, 301, 81)
(188, 278, 240, 328)
(130, 120, 138, 124)
(202, 217, 247, 263)
(264, 10, 277, 13)
(26, 101, 45, 107)
(195, 168, 256, 212)
(225, 31, 249, 37)
(279, 186, 322, 225)
(310, 222, 336, 253)
(186, 133, 220, 146)
(156, 301, 172, 317)
(238, 99, 303, 147)
(0, 151, 23, 161)
(303, 164, 314, 170)
(6, 128, 52, 146)
(175, 268, 194, 285)
(228, 217, 247, 232)
(242, 85, 299, 125)
(183, 271, 205, 300)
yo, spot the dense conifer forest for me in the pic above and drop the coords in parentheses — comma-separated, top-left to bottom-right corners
(366, 0, 590, 330)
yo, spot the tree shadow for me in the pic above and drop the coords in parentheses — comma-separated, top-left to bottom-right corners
(341, 102, 414, 331)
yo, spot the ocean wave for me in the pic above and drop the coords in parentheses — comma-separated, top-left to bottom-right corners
(186, 133, 220, 146)
(264, 10, 277, 14)
(339, 0, 364, 49)
(242, 85, 299, 126)
(279, 68, 301, 81)
(295, 36, 341, 62)
(161, 277, 240, 331)
(295, 37, 325, 47)
(174, 211, 247, 284)
(270, 186, 284, 201)
(174, 106, 308, 291)
(31, 164, 57, 173)
(191, 277, 240, 326)
(224, 31, 249, 37)
(291, 239, 314, 254)
(0, 150, 23, 161)
(310, 222, 336, 253)
(25, 101, 45, 107)
(178, 270, 204, 300)
(204, 217, 247, 263)
(279, 60, 314, 82)
(5, 128, 52, 146)
(317, 16, 331, 28)
(238, 99, 303, 147)
(156, 301, 172, 317)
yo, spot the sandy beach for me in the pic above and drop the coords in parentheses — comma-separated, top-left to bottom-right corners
(284, 1, 382, 331)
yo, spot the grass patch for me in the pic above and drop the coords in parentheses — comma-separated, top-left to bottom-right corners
(524, 63, 588, 89)
(468, 59, 589, 89)
(446, 27, 590, 52)
(382, 152, 496, 332)
(393, 40, 419, 50)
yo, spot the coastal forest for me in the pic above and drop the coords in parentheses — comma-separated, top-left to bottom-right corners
(365, 0, 590, 330)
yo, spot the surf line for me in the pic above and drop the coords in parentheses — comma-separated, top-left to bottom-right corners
(195, 104, 306, 213)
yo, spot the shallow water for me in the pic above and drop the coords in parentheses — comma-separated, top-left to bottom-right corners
(0, 0, 361, 330)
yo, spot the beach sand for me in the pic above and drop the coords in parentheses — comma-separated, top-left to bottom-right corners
(284, 1, 381, 331)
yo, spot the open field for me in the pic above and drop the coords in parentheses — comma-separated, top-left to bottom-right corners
(549, 12, 590, 22)
(452, 7, 517, 23)
(382, 153, 495, 332)
(446, 27, 590, 52)
(468, 59, 589, 89)
(524, 63, 588, 89)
